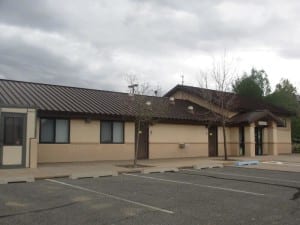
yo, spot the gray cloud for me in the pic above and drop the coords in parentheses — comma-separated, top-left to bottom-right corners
(0, 0, 65, 31)
(0, 0, 300, 92)
(0, 36, 131, 91)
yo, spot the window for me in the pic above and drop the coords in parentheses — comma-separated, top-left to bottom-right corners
(40, 118, 69, 143)
(4, 117, 24, 145)
(101, 121, 124, 143)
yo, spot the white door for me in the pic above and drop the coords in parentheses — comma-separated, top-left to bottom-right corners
(0, 113, 26, 168)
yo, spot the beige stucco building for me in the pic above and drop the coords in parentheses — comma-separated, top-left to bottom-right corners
(0, 79, 293, 168)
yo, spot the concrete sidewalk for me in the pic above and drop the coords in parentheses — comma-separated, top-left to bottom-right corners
(0, 157, 225, 182)
(231, 154, 300, 163)
(0, 154, 299, 183)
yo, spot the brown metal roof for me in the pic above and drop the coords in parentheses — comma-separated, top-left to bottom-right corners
(228, 110, 284, 125)
(165, 85, 293, 116)
(0, 79, 216, 123)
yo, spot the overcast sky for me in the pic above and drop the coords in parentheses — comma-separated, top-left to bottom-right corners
(0, 0, 300, 94)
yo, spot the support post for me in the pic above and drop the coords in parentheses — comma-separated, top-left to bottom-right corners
(245, 123, 255, 157)
(268, 121, 278, 156)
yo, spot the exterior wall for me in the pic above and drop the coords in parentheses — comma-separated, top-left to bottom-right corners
(38, 144, 134, 162)
(35, 116, 293, 164)
(217, 127, 240, 156)
(37, 120, 135, 163)
(277, 118, 292, 154)
(149, 123, 208, 159)
(257, 119, 292, 155)
(0, 107, 37, 168)
(70, 120, 100, 143)
(216, 122, 292, 157)
(241, 119, 292, 157)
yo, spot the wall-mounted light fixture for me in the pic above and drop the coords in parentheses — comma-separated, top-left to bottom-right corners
(85, 117, 92, 123)
(187, 105, 194, 114)
(169, 97, 175, 104)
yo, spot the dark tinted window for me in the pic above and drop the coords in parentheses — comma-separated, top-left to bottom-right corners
(40, 118, 69, 143)
(101, 121, 124, 143)
(4, 117, 24, 145)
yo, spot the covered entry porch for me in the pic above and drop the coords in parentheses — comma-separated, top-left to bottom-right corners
(229, 110, 287, 157)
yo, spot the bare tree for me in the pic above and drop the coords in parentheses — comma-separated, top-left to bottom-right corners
(126, 74, 155, 167)
(152, 84, 163, 97)
(198, 52, 237, 160)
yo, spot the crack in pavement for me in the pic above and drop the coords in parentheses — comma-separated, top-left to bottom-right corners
(0, 201, 79, 219)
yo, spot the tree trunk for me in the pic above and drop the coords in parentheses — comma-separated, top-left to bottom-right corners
(134, 120, 140, 167)
(222, 123, 228, 160)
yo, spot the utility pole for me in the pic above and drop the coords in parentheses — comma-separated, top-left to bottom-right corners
(128, 84, 138, 95)
(181, 74, 184, 85)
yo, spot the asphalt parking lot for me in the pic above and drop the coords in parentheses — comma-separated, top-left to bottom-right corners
(0, 167, 299, 225)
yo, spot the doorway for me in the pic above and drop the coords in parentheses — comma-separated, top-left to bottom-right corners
(0, 113, 27, 168)
(136, 122, 149, 159)
(208, 126, 218, 157)
(255, 127, 263, 155)
(239, 127, 245, 156)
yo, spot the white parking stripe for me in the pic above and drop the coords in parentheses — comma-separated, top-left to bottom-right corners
(124, 173, 264, 196)
(182, 169, 300, 184)
(46, 179, 174, 214)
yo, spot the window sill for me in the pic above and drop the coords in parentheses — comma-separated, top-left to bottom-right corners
(39, 142, 70, 144)
(100, 142, 125, 144)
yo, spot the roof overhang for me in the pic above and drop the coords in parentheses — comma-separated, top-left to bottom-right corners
(37, 110, 211, 125)
(228, 110, 284, 126)
(0, 103, 37, 109)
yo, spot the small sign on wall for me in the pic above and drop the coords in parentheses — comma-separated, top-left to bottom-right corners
(258, 121, 268, 126)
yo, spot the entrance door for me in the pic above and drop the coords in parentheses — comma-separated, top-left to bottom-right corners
(0, 113, 26, 168)
(255, 127, 263, 155)
(136, 122, 149, 159)
(239, 127, 245, 156)
(208, 126, 218, 157)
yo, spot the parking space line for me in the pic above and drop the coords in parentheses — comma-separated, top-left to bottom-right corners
(46, 179, 174, 214)
(182, 169, 300, 184)
(124, 173, 264, 196)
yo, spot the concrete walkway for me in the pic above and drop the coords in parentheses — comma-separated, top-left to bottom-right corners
(0, 158, 225, 182)
(0, 154, 299, 183)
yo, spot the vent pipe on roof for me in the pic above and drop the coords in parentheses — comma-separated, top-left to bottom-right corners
(188, 105, 194, 114)
(169, 97, 175, 105)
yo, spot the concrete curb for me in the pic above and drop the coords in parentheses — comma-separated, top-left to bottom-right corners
(0, 176, 35, 184)
(142, 167, 179, 174)
(70, 171, 118, 179)
(193, 164, 224, 170)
